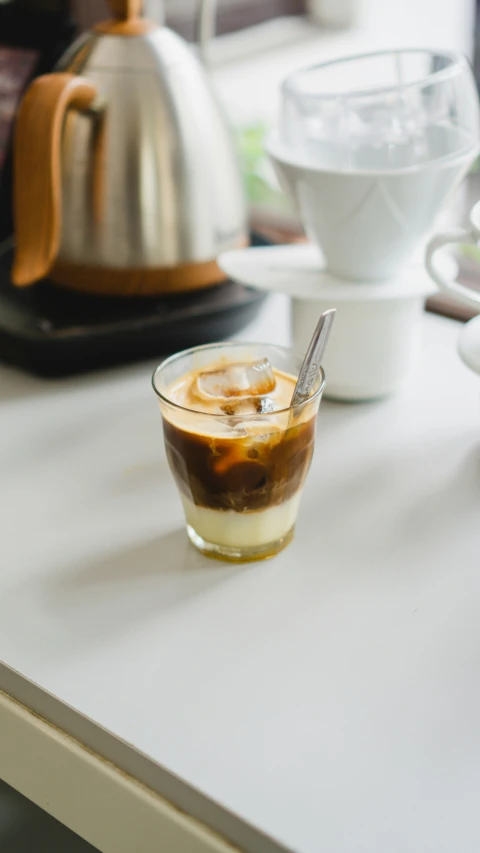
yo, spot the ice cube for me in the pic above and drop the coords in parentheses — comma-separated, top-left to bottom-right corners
(220, 397, 276, 416)
(195, 359, 276, 401)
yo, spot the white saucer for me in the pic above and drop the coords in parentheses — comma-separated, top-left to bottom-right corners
(458, 314, 480, 376)
(218, 243, 453, 301)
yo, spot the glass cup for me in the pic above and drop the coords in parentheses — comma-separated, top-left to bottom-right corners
(280, 49, 480, 172)
(152, 342, 325, 563)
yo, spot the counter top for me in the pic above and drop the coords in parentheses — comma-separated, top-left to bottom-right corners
(1, 297, 480, 853)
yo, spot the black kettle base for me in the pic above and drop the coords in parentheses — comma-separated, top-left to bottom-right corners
(0, 235, 269, 378)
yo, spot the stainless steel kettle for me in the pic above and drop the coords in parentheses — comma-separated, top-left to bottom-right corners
(12, 0, 247, 295)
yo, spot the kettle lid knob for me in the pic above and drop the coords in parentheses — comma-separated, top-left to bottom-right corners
(108, 0, 143, 20)
(95, 0, 158, 35)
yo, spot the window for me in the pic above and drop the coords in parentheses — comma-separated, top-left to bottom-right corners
(72, 1, 307, 37)
(165, 0, 307, 41)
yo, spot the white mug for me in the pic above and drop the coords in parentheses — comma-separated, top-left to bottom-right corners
(426, 201, 480, 311)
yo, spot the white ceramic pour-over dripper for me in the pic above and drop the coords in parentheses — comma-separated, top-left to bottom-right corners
(267, 49, 480, 281)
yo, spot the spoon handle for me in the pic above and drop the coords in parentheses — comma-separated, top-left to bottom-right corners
(290, 308, 336, 408)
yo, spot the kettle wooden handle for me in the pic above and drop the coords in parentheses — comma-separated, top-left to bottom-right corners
(12, 73, 98, 287)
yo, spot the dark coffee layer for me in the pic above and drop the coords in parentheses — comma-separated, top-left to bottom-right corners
(162, 415, 317, 512)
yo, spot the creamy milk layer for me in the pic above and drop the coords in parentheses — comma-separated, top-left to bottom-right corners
(181, 493, 301, 548)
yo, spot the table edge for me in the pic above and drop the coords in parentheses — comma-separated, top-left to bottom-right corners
(0, 662, 290, 853)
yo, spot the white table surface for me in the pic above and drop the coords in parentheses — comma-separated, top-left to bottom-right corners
(1, 297, 480, 853)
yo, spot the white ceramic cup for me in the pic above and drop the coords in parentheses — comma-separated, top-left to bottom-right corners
(268, 134, 474, 281)
(292, 294, 425, 401)
(426, 201, 480, 311)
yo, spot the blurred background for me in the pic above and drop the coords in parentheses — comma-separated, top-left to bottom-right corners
(1, 0, 478, 237)
(58, 1, 480, 229)
(1, 0, 480, 343)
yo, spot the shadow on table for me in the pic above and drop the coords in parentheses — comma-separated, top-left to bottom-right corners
(54, 527, 235, 588)
(38, 527, 243, 655)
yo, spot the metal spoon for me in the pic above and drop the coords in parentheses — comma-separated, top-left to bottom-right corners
(290, 308, 336, 408)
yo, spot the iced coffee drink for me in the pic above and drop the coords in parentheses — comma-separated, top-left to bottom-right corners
(152, 343, 325, 562)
